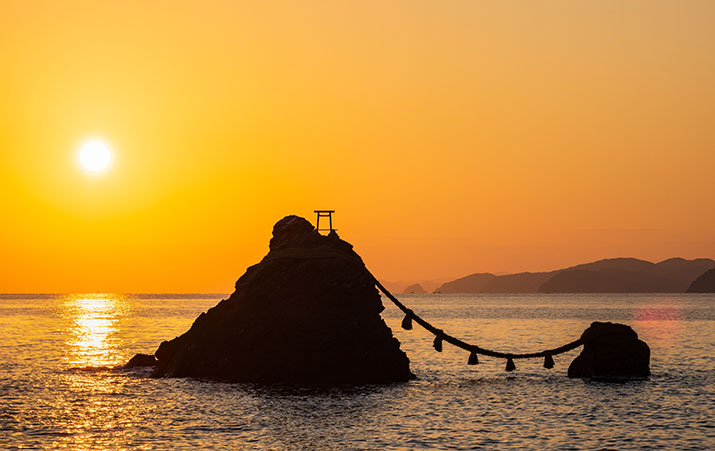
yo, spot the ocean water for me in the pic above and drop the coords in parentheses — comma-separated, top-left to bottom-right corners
(0, 293, 713, 450)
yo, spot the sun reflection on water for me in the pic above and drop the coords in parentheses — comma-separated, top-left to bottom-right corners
(62, 294, 130, 368)
(631, 301, 684, 344)
(47, 294, 140, 449)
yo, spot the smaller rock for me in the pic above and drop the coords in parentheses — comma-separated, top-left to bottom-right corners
(126, 353, 158, 368)
(568, 322, 650, 379)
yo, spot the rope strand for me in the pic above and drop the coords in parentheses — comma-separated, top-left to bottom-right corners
(371, 277, 583, 363)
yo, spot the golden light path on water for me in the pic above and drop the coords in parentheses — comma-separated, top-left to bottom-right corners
(52, 294, 135, 450)
(62, 294, 130, 368)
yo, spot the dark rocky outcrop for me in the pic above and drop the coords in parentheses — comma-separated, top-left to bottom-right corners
(140, 215, 412, 384)
(403, 283, 426, 294)
(125, 353, 158, 368)
(568, 322, 650, 379)
(686, 268, 715, 293)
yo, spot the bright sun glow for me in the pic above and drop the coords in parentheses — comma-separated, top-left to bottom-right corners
(78, 141, 112, 172)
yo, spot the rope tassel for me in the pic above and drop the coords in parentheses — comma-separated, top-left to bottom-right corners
(401, 312, 413, 330)
(543, 354, 554, 369)
(433, 334, 443, 352)
(371, 278, 586, 375)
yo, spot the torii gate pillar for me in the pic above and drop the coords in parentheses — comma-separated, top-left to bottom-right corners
(314, 210, 336, 235)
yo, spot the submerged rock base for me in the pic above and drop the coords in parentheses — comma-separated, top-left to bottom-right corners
(568, 322, 650, 379)
(142, 215, 412, 384)
(125, 353, 157, 368)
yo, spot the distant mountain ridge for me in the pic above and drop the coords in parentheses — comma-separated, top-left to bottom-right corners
(435, 258, 715, 294)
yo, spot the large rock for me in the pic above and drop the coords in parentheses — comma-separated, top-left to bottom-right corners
(146, 215, 412, 384)
(686, 268, 715, 293)
(568, 322, 650, 379)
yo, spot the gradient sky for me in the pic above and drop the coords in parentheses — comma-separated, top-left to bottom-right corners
(1, 1, 714, 293)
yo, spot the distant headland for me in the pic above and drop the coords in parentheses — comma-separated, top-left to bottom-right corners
(687, 268, 715, 293)
(429, 257, 715, 294)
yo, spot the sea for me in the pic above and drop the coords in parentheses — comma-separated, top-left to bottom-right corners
(0, 293, 712, 450)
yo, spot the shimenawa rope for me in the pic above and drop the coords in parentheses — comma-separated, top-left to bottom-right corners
(369, 275, 584, 372)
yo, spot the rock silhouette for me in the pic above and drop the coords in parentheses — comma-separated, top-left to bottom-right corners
(144, 215, 412, 384)
(125, 353, 157, 368)
(568, 322, 650, 379)
(686, 268, 715, 293)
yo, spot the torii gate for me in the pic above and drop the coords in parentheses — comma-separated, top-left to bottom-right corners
(314, 210, 336, 234)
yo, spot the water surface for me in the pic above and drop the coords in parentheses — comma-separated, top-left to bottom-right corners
(0, 293, 712, 449)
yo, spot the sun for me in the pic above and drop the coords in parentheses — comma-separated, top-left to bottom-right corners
(78, 140, 112, 173)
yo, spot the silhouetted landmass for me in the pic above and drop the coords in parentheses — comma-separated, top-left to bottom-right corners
(403, 283, 426, 294)
(540, 258, 714, 293)
(539, 268, 674, 293)
(435, 273, 498, 293)
(436, 257, 714, 293)
(481, 272, 558, 293)
(380, 279, 445, 293)
(145, 215, 412, 384)
(435, 271, 559, 293)
(686, 268, 715, 293)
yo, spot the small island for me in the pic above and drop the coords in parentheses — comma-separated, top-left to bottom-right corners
(403, 283, 426, 294)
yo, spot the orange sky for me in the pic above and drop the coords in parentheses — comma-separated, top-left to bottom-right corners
(1, 1, 714, 293)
